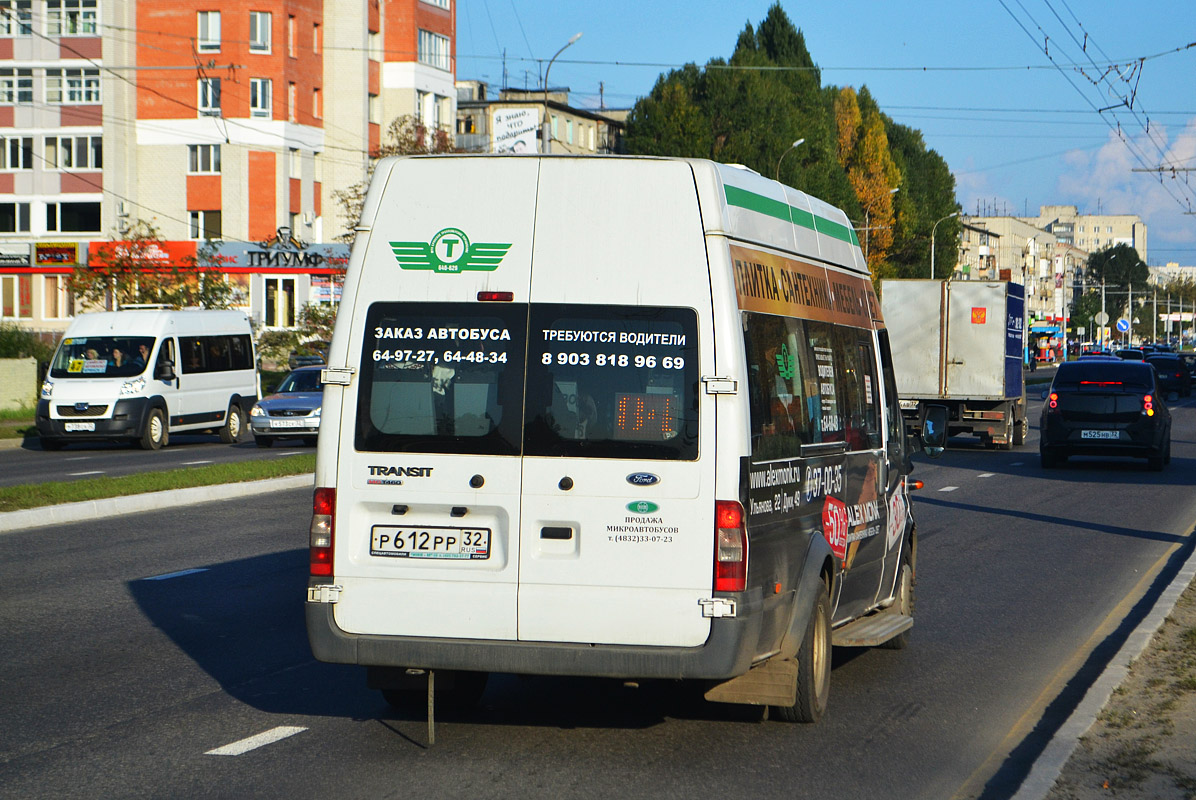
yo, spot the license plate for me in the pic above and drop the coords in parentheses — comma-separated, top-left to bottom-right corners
(1081, 429, 1120, 440)
(269, 418, 307, 428)
(65, 422, 95, 432)
(370, 526, 491, 560)
(899, 399, 919, 411)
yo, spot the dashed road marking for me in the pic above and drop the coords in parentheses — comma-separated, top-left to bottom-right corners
(206, 726, 307, 756)
(182, 460, 214, 465)
(1010, 462, 1025, 466)
(978, 473, 995, 478)
(939, 486, 959, 492)
(143, 568, 209, 581)
(70, 471, 104, 476)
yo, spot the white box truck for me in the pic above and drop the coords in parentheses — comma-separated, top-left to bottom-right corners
(880, 279, 1026, 448)
(307, 155, 945, 723)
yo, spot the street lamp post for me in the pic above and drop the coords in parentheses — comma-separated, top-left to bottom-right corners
(775, 138, 805, 181)
(862, 187, 899, 261)
(541, 33, 582, 154)
(929, 211, 960, 280)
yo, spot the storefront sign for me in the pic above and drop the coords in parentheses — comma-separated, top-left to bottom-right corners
(87, 240, 198, 268)
(212, 229, 349, 273)
(35, 241, 80, 266)
(0, 242, 31, 267)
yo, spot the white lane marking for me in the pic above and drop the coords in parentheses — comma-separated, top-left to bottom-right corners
(70, 471, 105, 476)
(278, 451, 303, 456)
(64, 457, 90, 461)
(182, 460, 214, 465)
(1011, 461, 1025, 466)
(978, 473, 995, 478)
(143, 568, 209, 581)
(939, 486, 959, 492)
(206, 726, 307, 756)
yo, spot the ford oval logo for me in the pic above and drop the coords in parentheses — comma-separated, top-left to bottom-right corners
(626, 472, 660, 487)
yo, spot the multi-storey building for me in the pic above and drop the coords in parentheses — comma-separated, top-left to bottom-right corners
(1021, 204, 1147, 264)
(455, 81, 624, 155)
(0, 0, 456, 334)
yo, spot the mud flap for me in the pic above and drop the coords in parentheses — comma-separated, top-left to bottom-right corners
(704, 657, 797, 707)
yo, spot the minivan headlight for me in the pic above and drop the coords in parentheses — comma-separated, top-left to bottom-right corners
(41, 380, 53, 399)
(120, 377, 146, 396)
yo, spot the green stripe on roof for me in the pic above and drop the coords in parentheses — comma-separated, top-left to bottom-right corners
(724, 185, 857, 246)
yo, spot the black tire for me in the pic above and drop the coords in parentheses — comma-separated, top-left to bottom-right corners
(302, 436, 319, 447)
(1013, 416, 1026, 447)
(40, 436, 65, 451)
(774, 581, 831, 723)
(219, 403, 244, 444)
(1040, 448, 1056, 469)
(880, 548, 915, 651)
(1165, 437, 1172, 465)
(381, 671, 489, 714)
(1149, 451, 1165, 471)
(254, 435, 273, 448)
(138, 408, 167, 450)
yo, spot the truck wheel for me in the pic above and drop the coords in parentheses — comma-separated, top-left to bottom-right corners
(774, 582, 831, 723)
(219, 403, 244, 443)
(880, 548, 914, 650)
(138, 408, 167, 450)
(1013, 417, 1026, 446)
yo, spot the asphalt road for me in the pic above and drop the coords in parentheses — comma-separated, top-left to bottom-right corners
(0, 433, 314, 488)
(1, 394, 1194, 799)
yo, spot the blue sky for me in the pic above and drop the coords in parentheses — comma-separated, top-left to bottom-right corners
(457, 1, 1196, 266)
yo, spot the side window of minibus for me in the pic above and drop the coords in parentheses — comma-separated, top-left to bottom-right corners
(743, 313, 816, 458)
(876, 329, 906, 465)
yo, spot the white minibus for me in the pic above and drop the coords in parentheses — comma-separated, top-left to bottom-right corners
(37, 308, 258, 450)
(307, 155, 942, 722)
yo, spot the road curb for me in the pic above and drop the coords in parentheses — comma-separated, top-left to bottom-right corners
(0, 473, 315, 534)
(1011, 538, 1196, 799)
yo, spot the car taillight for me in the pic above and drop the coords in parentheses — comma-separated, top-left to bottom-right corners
(1048, 392, 1058, 410)
(1143, 394, 1154, 416)
(714, 500, 747, 592)
(310, 487, 336, 576)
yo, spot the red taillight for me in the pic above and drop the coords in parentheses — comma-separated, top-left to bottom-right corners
(477, 291, 514, 302)
(310, 487, 336, 577)
(1143, 394, 1154, 416)
(1048, 392, 1058, 410)
(714, 500, 747, 592)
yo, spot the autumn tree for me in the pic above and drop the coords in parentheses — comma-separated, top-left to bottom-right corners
(332, 115, 461, 242)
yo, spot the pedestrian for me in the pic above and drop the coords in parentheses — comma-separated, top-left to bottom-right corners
(1028, 351, 1036, 372)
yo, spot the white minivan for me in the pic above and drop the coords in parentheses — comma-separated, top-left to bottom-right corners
(307, 155, 943, 722)
(37, 308, 259, 450)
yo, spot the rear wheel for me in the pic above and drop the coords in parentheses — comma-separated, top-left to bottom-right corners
(302, 436, 319, 447)
(1040, 448, 1056, 469)
(219, 403, 244, 443)
(138, 408, 167, 450)
(774, 581, 831, 723)
(1149, 450, 1165, 471)
(880, 549, 915, 651)
(1013, 416, 1026, 447)
(1165, 437, 1172, 465)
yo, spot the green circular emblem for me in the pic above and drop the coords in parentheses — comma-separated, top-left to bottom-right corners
(627, 501, 659, 514)
(431, 227, 470, 266)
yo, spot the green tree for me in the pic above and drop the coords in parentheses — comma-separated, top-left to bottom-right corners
(67, 219, 178, 309)
(1086, 243, 1149, 290)
(332, 115, 461, 242)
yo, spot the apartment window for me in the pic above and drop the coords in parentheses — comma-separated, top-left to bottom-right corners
(45, 135, 101, 169)
(288, 147, 300, 178)
(189, 210, 222, 240)
(1, 275, 33, 318)
(287, 15, 295, 57)
(1, 136, 32, 169)
(368, 31, 381, 62)
(46, 0, 96, 35)
(188, 143, 220, 173)
(312, 87, 321, 119)
(1106, 226, 1113, 233)
(0, 1, 31, 35)
(46, 68, 101, 103)
(417, 29, 450, 71)
(551, 115, 558, 139)
(250, 78, 272, 118)
(0, 202, 30, 232)
(197, 11, 220, 52)
(312, 22, 320, 54)
(249, 11, 271, 52)
(421, 0, 450, 8)
(0, 69, 33, 103)
(566, 119, 573, 144)
(368, 93, 379, 124)
(44, 275, 74, 319)
(46, 201, 100, 232)
(198, 78, 221, 115)
(288, 81, 296, 122)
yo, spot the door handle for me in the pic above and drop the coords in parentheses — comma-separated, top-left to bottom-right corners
(540, 526, 573, 540)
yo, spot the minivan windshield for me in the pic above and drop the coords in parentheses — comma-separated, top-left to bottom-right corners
(50, 336, 155, 378)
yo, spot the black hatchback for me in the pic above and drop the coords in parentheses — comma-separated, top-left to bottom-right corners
(1146, 354, 1193, 397)
(1040, 360, 1171, 470)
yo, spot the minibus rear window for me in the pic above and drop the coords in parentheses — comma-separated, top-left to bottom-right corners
(355, 302, 528, 455)
(524, 304, 699, 460)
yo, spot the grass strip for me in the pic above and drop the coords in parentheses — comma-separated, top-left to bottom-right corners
(0, 453, 316, 513)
